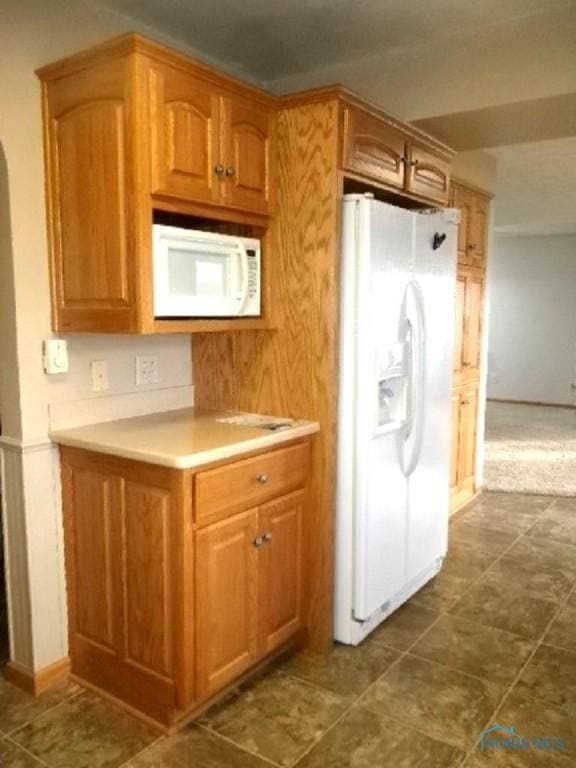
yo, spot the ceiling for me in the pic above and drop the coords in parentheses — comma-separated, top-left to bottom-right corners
(489, 138, 576, 236)
(90, 0, 576, 81)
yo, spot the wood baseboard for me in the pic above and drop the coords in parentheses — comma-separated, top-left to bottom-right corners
(488, 398, 576, 410)
(4, 657, 71, 696)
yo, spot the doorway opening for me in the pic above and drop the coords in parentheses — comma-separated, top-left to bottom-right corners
(483, 138, 576, 497)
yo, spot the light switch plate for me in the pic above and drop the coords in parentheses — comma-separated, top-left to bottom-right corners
(136, 355, 159, 386)
(43, 339, 68, 375)
(90, 360, 109, 392)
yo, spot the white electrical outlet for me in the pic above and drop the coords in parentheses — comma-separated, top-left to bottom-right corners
(90, 360, 109, 392)
(136, 355, 159, 385)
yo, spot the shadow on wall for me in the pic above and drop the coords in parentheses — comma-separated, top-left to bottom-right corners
(0, 143, 13, 664)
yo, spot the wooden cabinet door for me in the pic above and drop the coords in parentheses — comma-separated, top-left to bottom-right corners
(195, 508, 259, 698)
(458, 385, 479, 493)
(453, 272, 467, 386)
(258, 491, 304, 655)
(462, 271, 484, 382)
(342, 106, 406, 189)
(450, 391, 462, 496)
(470, 195, 489, 270)
(45, 57, 138, 332)
(451, 185, 474, 267)
(221, 95, 273, 214)
(148, 64, 221, 204)
(405, 142, 450, 204)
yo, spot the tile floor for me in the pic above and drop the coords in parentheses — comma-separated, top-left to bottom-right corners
(2, 492, 576, 766)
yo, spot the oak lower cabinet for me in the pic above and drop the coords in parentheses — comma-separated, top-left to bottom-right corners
(59, 438, 311, 730)
(196, 490, 303, 698)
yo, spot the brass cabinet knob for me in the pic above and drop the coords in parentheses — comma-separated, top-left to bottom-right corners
(214, 164, 225, 176)
(257, 473, 269, 485)
(263, 532, 273, 543)
(253, 536, 264, 548)
(225, 166, 235, 177)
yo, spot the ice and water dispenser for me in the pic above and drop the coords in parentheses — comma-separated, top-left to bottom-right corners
(376, 342, 408, 434)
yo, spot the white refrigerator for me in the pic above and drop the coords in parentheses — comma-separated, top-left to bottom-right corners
(335, 194, 458, 645)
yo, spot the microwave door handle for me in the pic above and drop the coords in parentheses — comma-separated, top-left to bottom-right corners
(236, 242, 249, 313)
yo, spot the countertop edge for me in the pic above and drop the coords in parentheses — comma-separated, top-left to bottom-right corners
(51, 421, 319, 470)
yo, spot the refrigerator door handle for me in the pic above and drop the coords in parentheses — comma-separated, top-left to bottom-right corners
(403, 281, 426, 477)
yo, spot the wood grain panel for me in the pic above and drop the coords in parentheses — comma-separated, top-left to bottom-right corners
(195, 441, 309, 526)
(195, 508, 259, 697)
(258, 490, 304, 655)
(193, 100, 341, 652)
(123, 481, 173, 679)
(406, 141, 450, 204)
(69, 468, 118, 650)
(453, 272, 466, 386)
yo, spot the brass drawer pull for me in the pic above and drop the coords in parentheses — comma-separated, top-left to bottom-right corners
(257, 473, 269, 485)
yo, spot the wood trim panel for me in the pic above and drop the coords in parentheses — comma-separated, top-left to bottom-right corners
(193, 100, 341, 652)
(4, 658, 71, 696)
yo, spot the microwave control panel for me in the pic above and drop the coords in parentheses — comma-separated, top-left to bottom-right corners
(246, 249, 259, 299)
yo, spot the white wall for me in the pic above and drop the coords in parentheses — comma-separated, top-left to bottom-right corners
(487, 234, 576, 406)
(0, 0, 222, 673)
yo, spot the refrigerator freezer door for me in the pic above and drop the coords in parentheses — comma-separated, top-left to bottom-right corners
(405, 210, 457, 585)
(351, 198, 413, 622)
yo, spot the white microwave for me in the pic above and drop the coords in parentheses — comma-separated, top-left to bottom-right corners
(152, 225, 261, 318)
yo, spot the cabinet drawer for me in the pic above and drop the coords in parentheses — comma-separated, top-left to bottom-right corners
(195, 442, 310, 525)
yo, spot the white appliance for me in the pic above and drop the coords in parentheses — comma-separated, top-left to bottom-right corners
(153, 225, 261, 318)
(335, 194, 458, 645)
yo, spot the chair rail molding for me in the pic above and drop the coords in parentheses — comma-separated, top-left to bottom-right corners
(0, 436, 68, 673)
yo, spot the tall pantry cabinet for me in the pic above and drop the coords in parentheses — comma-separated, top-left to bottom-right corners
(450, 182, 491, 512)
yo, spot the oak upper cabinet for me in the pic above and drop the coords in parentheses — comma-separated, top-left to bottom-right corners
(451, 183, 490, 269)
(342, 106, 406, 189)
(147, 61, 273, 214)
(37, 35, 275, 334)
(221, 95, 273, 214)
(341, 104, 452, 205)
(406, 140, 450, 205)
(148, 61, 220, 205)
(195, 508, 260, 698)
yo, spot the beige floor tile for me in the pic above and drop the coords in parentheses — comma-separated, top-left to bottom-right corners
(297, 704, 464, 768)
(459, 496, 550, 534)
(528, 505, 576, 548)
(411, 614, 534, 684)
(128, 726, 269, 767)
(411, 570, 473, 611)
(367, 602, 439, 651)
(278, 641, 400, 699)
(442, 542, 500, 581)
(0, 678, 80, 735)
(480, 557, 573, 604)
(505, 536, 576, 581)
(11, 692, 158, 768)
(361, 654, 504, 750)
(544, 607, 576, 653)
(516, 645, 576, 711)
(449, 582, 558, 640)
(465, 688, 576, 766)
(199, 669, 348, 767)
(449, 522, 518, 554)
(0, 738, 46, 767)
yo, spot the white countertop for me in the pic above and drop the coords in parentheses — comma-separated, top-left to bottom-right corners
(50, 407, 319, 469)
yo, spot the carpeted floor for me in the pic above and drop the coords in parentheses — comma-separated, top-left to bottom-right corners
(484, 401, 576, 496)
